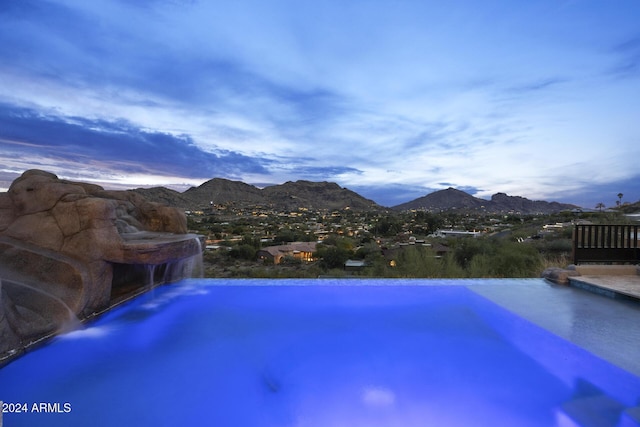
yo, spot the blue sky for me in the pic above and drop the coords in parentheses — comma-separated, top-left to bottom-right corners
(1, 0, 639, 208)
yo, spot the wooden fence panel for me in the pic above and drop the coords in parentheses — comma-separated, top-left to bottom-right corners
(573, 224, 639, 264)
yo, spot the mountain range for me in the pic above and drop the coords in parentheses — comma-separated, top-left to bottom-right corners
(133, 178, 381, 211)
(132, 179, 577, 214)
(392, 187, 577, 213)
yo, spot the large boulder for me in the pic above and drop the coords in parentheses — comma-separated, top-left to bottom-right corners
(0, 170, 201, 363)
(541, 267, 580, 285)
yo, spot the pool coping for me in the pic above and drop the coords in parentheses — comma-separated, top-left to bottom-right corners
(567, 275, 640, 302)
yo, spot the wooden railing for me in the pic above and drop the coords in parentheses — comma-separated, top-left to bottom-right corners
(573, 224, 639, 264)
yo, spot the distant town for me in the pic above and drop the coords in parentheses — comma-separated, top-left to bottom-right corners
(186, 198, 640, 279)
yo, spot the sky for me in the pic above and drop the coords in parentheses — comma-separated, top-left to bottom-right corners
(1, 0, 639, 208)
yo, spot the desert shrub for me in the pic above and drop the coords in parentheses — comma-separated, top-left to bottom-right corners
(321, 236, 356, 251)
(535, 238, 572, 254)
(481, 242, 542, 277)
(451, 239, 492, 269)
(439, 253, 467, 278)
(354, 242, 381, 260)
(241, 235, 262, 249)
(280, 255, 302, 265)
(449, 238, 542, 278)
(468, 254, 494, 277)
(318, 246, 352, 270)
(228, 244, 257, 260)
(395, 246, 441, 277)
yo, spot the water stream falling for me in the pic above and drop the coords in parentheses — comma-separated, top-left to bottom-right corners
(0, 277, 80, 349)
(141, 235, 204, 289)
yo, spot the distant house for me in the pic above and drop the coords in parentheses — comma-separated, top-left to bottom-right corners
(257, 242, 317, 264)
(344, 259, 367, 272)
(432, 229, 482, 238)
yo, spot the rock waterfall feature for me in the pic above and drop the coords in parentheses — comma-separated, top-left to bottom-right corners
(0, 170, 202, 362)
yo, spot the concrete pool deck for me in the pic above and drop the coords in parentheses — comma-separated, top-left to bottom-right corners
(566, 264, 640, 301)
(569, 274, 640, 300)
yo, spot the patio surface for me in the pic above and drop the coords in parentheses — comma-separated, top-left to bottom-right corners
(568, 274, 640, 301)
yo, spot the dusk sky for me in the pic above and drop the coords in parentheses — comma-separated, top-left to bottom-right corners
(1, 0, 639, 208)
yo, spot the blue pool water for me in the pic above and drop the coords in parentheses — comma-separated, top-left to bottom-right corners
(1, 279, 640, 426)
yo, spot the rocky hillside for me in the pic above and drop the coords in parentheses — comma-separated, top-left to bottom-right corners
(394, 187, 577, 214)
(488, 192, 576, 214)
(262, 181, 380, 211)
(132, 186, 192, 208)
(133, 179, 383, 211)
(183, 178, 264, 206)
(394, 187, 485, 211)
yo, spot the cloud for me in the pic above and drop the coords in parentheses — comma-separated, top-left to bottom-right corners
(549, 174, 640, 208)
(362, 386, 395, 407)
(0, 0, 349, 123)
(505, 77, 569, 94)
(279, 165, 363, 181)
(609, 35, 640, 78)
(0, 103, 269, 180)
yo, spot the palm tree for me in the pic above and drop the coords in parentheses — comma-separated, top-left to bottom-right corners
(617, 193, 623, 207)
(596, 202, 605, 212)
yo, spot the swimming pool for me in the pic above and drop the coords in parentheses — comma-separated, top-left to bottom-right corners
(1, 278, 640, 426)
